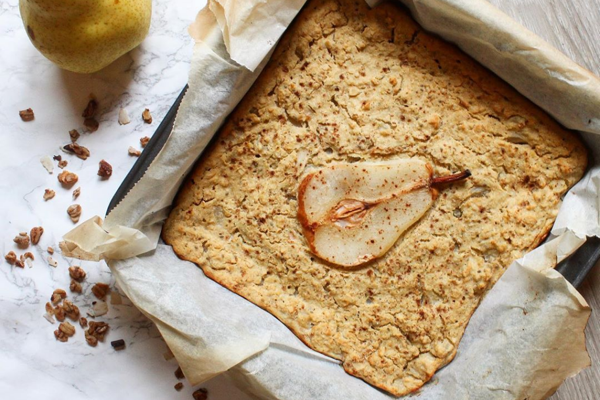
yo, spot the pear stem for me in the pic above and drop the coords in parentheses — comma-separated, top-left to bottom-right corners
(431, 170, 471, 186)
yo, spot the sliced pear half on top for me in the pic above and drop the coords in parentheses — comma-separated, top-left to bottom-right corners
(298, 159, 470, 267)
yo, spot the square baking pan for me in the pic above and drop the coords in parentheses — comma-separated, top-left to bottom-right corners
(106, 85, 599, 288)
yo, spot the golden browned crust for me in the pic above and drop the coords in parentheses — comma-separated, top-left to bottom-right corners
(163, 0, 587, 395)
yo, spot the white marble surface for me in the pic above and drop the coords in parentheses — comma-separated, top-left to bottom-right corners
(0, 0, 252, 399)
(1, 0, 599, 400)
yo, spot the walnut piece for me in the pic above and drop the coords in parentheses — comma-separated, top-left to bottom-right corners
(79, 317, 88, 328)
(63, 143, 90, 160)
(69, 266, 86, 282)
(47, 246, 54, 254)
(70, 279, 82, 293)
(58, 170, 78, 187)
(82, 98, 98, 119)
(51, 288, 67, 304)
(5, 251, 17, 265)
(58, 160, 68, 169)
(174, 383, 184, 392)
(30, 226, 44, 245)
(69, 129, 80, 143)
(24, 252, 34, 261)
(54, 328, 69, 342)
(98, 160, 112, 178)
(59, 321, 76, 337)
(175, 367, 184, 380)
(73, 187, 81, 199)
(92, 283, 110, 300)
(54, 305, 66, 322)
(84, 117, 99, 132)
(67, 204, 82, 223)
(15, 255, 25, 268)
(142, 109, 152, 124)
(48, 256, 58, 267)
(44, 189, 56, 201)
(192, 388, 209, 400)
(19, 108, 34, 121)
(140, 136, 150, 148)
(62, 300, 80, 320)
(85, 332, 98, 347)
(45, 302, 55, 315)
(128, 146, 141, 157)
(13, 232, 30, 248)
(87, 321, 109, 342)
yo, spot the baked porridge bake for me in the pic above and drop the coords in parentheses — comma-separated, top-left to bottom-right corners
(163, 0, 587, 395)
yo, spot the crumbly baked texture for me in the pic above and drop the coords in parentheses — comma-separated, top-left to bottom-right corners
(163, 0, 587, 395)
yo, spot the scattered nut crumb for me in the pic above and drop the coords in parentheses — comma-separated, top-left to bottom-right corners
(98, 159, 112, 178)
(67, 204, 82, 223)
(69, 129, 80, 143)
(58, 170, 78, 187)
(13, 232, 30, 248)
(15, 255, 25, 268)
(44, 189, 56, 200)
(192, 388, 208, 400)
(47, 246, 54, 254)
(19, 108, 34, 121)
(73, 187, 81, 199)
(140, 136, 150, 147)
(53, 155, 62, 162)
(51, 288, 67, 304)
(48, 256, 58, 267)
(87, 321, 109, 342)
(58, 160, 68, 169)
(128, 146, 141, 157)
(69, 266, 86, 282)
(111, 339, 126, 351)
(62, 300, 80, 320)
(82, 97, 98, 119)
(30, 226, 44, 245)
(40, 155, 54, 174)
(84, 117, 99, 132)
(5, 251, 17, 265)
(79, 317, 88, 328)
(175, 367, 184, 380)
(63, 143, 90, 160)
(24, 252, 34, 261)
(92, 283, 110, 300)
(142, 109, 152, 124)
(118, 108, 130, 125)
(70, 279, 82, 293)
(174, 382, 184, 392)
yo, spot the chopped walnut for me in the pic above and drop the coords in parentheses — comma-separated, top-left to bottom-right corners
(69, 266, 86, 282)
(87, 321, 109, 342)
(128, 146, 141, 157)
(58, 160, 68, 169)
(84, 117, 99, 132)
(5, 251, 17, 264)
(24, 252, 34, 261)
(192, 388, 208, 400)
(98, 160, 112, 178)
(15, 255, 25, 268)
(85, 332, 98, 347)
(92, 283, 110, 300)
(45, 302, 55, 315)
(62, 300, 80, 320)
(63, 143, 90, 160)
(44, 189, 56, 200)
(54, 329, 69, 342)
(13, 232, 30, 248)
(174, 383, 184, 392)
(59, 321, 76, 337)
(69, 279, 82, 293)
(67, 204, 82, 223)
(73, 187, 81, 199)
(79, 317, 88, 328)
(47, 246, 54, 254)
(69, 129, 80, 143)
(175, 367, 184, 380)
(53, 155, 62, 162)
(140, 136, 150, 148)
(19, 108, 35, 121)
(82, 97, 98, 119)
(51, 288, 67, 304)
(54, 305, 66, 322)
(30, 226, 44, 245)
(58, 170, 78, 187)
(142, 109, 152, 124)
